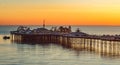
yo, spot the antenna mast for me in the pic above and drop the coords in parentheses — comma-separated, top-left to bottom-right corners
(43, 19, 45, 28)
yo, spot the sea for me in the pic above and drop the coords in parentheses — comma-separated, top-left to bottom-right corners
(0, 25, 120, 65)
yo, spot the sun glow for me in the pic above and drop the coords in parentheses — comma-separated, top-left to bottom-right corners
(0, 0, 120, 25)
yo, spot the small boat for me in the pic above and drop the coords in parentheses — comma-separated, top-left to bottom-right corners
(3, 36, 10, 39)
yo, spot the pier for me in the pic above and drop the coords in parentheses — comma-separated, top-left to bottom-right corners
(10, 26, 120, 56)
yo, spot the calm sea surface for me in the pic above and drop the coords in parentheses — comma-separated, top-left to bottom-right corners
(0, 25, 120, 65)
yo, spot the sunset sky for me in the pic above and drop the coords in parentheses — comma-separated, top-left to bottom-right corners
(1, 0, 120, 25)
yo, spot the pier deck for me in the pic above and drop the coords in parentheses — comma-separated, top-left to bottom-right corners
(10, 26, 120, 56)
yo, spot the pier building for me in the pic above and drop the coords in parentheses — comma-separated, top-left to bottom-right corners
(10, 26, 120, 56)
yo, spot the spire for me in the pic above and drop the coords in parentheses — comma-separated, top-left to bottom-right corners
(43, 19, 45, 28)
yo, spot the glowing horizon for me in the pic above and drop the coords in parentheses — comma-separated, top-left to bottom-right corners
(1, 0, 120, 25)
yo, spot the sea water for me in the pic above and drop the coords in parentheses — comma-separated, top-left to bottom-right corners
(0, 25, 120, 65)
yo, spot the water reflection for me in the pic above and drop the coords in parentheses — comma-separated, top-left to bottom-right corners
(1, 35, 120, 65)
(12, 40, 120, 60)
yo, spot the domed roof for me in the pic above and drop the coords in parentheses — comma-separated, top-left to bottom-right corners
(33, 28, 52, 33)
(37, 28, 49, 31)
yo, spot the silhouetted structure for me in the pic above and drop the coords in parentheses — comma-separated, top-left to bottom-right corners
(43, 20, 45, 28)
(10, 26, 120, 56)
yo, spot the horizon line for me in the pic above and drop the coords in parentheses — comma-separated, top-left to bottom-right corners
(0, 24, 120, 26)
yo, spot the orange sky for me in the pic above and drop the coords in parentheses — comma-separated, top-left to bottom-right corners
(1, 0, 120, 25)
